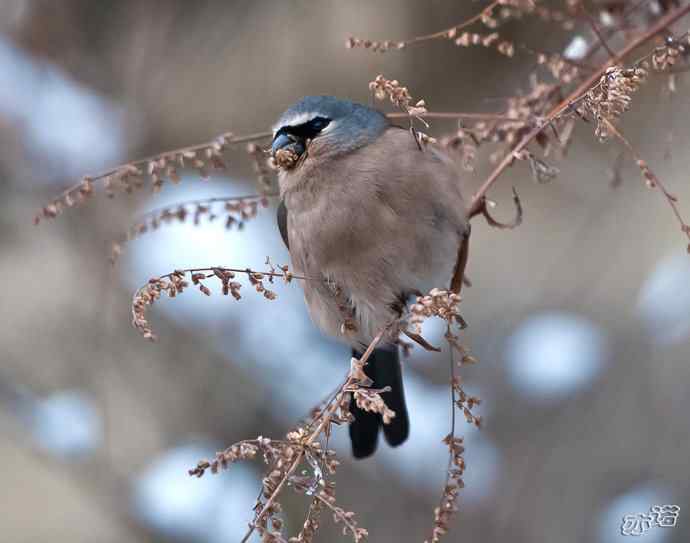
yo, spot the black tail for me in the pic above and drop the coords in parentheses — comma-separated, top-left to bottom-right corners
(349, 345, 410, 459)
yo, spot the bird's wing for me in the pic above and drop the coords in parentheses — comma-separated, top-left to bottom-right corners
(449, 225, 471, 294)
(277, 199, 289, 250)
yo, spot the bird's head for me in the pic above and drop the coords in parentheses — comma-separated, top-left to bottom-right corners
(271, 96, 388, 170)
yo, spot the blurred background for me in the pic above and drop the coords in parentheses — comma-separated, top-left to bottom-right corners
(1, 1, 690, 541)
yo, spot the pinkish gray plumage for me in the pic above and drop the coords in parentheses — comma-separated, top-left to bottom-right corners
(272, 96, 469, 457)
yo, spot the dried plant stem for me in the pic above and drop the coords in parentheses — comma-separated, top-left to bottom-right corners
(387, 111, 517, 121)
(583, 0, 655, 63)
(76, 131, 270, 191)
(468, 3, 690, 216)
(309, 491, 361, 537)
(240, 327, 388, 543)
(169, 266, 304, 281)
(426, 325, 459, 543)
(131, 193, 272, 222)
(346, 1, 503, 52)
(581, 5, 616, 59)
(131, 265, 304, 340)
(601, 118, 690, 248)
(35, 130, 275, 223)
(396, 1, 500, 47)
(241, 457, 299, 543)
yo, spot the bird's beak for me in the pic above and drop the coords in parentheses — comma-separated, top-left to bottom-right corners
(271, 132, 306, 159)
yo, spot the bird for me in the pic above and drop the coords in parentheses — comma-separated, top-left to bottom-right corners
(271, 96, 470, 458)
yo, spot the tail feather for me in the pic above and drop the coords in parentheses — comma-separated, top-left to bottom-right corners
(348, 358, 381, 459)
(349, 345, 409, 458)
(377, 347, 409, 447)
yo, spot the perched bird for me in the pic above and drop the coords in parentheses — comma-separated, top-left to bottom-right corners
(272, 96, 470, 458)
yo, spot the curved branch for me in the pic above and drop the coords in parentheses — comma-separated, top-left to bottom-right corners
(481, 187, 523, 230)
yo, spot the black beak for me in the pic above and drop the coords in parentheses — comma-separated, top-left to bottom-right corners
(271, 132, 306, 158)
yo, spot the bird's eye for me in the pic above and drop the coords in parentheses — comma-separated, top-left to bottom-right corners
(302, 117, 331, 139)
(306, 116, 330, 133)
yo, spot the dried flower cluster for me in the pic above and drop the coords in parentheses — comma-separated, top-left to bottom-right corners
(345, 35, 406, 53)
(408, 289, 466, 336)
(453, 375, 482, 428)
(439, 79, 573, 175)
(291, 479, 369, 543)
(351, 388, 396, 424)
(427, 434, 467, 543)
(131, 264, 295, 341)
(110, 194, 270, 263)
(34, 130, 272, 224)
(189, 439, 263, 476)
(578, 33, 689, 141)
(650, 34, 690, 71)
(442, 30, 515, 57)
(368, 75, 428, 118)
(582, 66, 649, 141)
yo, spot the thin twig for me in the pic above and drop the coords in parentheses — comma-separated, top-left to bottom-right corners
(163, 265, 307, 282)
(398, 1, 500, 47)
(49, 131, 273, 207)
(602, 118, 690, 247)
(582, 0, 655, 62)
(387, 111, 516, 121)
(439, 325, 458, 511)
(581, 5, 617, 58)
(131, 193, 274, 223)
(315, 492, 362, 540)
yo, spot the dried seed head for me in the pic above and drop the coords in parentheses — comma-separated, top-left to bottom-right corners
(274, 148, 300, 170)
(580, 66, 648, 141)
(131, 265, 294, 340)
